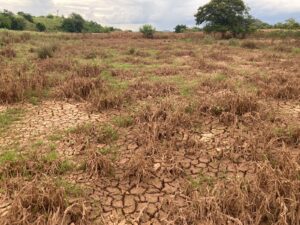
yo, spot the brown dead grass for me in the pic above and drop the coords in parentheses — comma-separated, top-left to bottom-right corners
(0, 67, 48, 104)
(0, 178, 89, 225)
(84, 148, 113, 178)
(187, 159, 299, 225)
(0, 47, 16, 58)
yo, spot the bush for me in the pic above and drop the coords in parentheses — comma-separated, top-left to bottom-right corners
(37, 44, 58, 59)
(241, 41, 258, 49)
(36, 22, 46, 32)
(140, 24, 156, 38)
(10, 17, 26, 30)
(174, 24, 187, 33)
(17, 12, 33, 23)
(61, 13, 84, 33)
(0, 14, 11, 29)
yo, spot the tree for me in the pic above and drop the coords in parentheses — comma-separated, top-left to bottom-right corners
(139, 24, 156, 38)
(174, 24, 187, 33)
(17, 11, 34, 22)
(251, 19, 272, 29)
(61, 13, 85, 33)
(195, 0, 254, 38)
(83, 21, 103, 33)
(36, 22, 46, 32)
(285, 18, 300, 29)
(0, 14, 12, 29)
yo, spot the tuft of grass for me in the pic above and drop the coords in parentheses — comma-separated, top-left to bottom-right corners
(228, 38, 240, 46)
(203, 35, 215, 45)
(190, 172, 216, 190)
(55, 179, 83, 198)
(43, 150, 58, 162)
(241, 41, 258, 49)
(98, 124, 119, 143)
(292, 47, 300, 54)
(58, 160, 74, 174)
(273, 126, 300, 146)
(0, 150, 20, 165)
(48, 133, 64, 142)
(112, 115, 134, 128)
(37, 43, 58, 59)
(212, 73, 227, 82)
(32, 140, 44, 148)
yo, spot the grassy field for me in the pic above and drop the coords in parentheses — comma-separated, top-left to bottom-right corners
(0, 30, 299, 225)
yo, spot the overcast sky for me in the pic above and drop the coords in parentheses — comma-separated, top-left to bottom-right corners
(1, 0, 300, 30)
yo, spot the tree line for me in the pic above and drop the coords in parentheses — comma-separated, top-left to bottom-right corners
(1, 0, 300, 37)
(0, 10, 118, 33)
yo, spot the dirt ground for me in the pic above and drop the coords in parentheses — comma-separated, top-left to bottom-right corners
(0, 31, 299, 225)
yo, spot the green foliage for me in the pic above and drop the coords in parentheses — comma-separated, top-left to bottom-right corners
(140, 24, 156, 38)
(251, 19, 272, 29)
(0, 10, 26, 30)
(174, 24, 187, 33)
(61, 13, 85, 33)
(36, 22, 46, 32)
(0, 10, 117, 33)
(195, 0, 255, 38)
(17, 11, 34, 23)
(0, 14, 11, 29)
(274, 18, 300, 30)
(83, 21, 103, 33)
(46, 14, 54, 19)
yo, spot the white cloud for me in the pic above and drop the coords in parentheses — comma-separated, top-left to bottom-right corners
(0, 0, 299, 30)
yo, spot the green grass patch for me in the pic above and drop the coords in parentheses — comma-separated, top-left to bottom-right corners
(292, 47, 300, 54)
(48, 133, 64, 142)
(99, 124, 119, 143)
(55, 179, 83, 198)
(0, 150, 21, 165)
(58, 160, 74, 174)
(0, 108, 23, 133)
(112, 115, 134, 128)
(43, 150, 58, 162)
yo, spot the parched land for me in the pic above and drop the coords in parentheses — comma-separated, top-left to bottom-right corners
(0, 31, 299, 225)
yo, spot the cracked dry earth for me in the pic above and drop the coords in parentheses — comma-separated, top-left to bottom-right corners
(1, 99, 300, 224)
(1, 100, 300, 224)
(0, 101, 105, 148)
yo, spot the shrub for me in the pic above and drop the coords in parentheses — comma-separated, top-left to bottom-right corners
(203, 35, 215, 44)
(228, 38, 240, 46)
(10, 17, 26, 30)
(241, 41, 258, 49)
(36, 22, 46, 32)
(174, 24, 187, 33)
(17, 12, 33, 22)
(140, 24, 156, 38)
(37, 44, 58, 59)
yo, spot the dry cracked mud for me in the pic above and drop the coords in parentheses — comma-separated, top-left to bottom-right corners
(1, 99, 299, 224)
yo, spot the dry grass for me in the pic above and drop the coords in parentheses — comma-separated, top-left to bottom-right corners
(84, 148, 113, 178)
(0, 47, 16, 58)
(0, 31, 299, 224)
(187, 160, 299, 225)
(0, 178, 89, 225)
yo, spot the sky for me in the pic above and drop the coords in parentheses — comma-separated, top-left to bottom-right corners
(0, 0, 300, 30)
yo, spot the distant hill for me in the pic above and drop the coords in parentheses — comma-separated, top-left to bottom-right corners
(0, 10, 118, 33)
